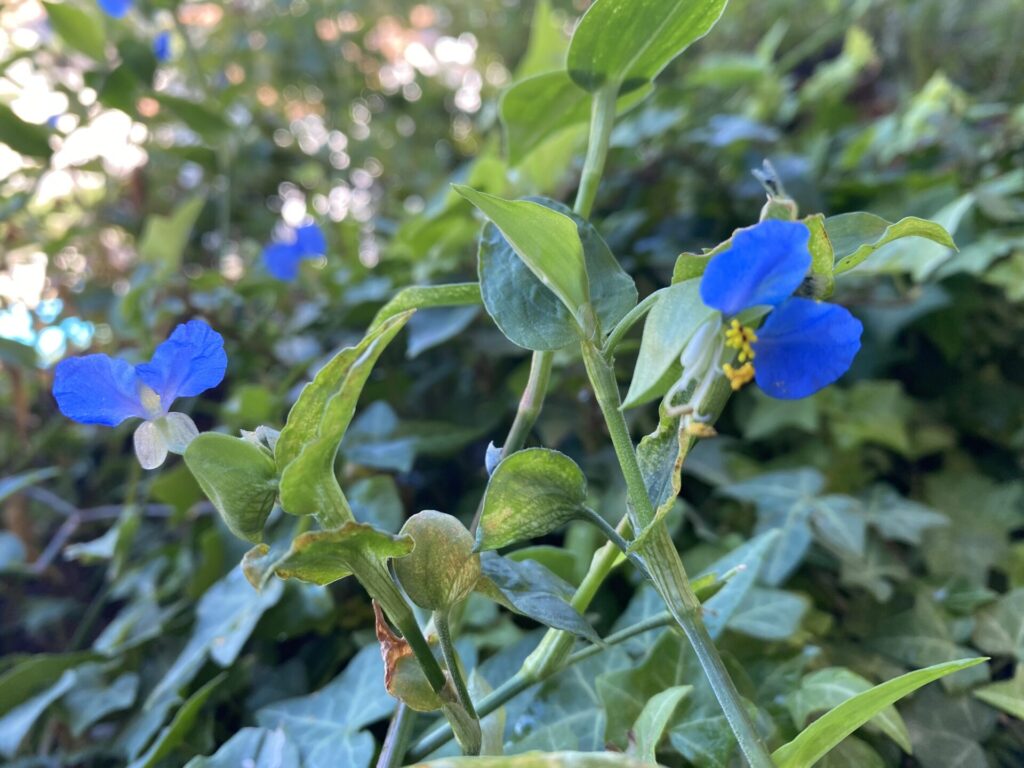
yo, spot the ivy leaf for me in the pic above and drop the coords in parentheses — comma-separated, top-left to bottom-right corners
(60, 663, 139, 737)
(0, 669, 78, 758)
(146, 567, 283, 706)
(786, 667, 912, 752)
(255, 645, 395, 768)
(477, 552, 601, 644)
(825, 212, 956, 275)
(184, 433, 277, 544)
(475, 196, 635, 351)
(456, 186, 594, 337)
(184, 727, 301, 768)
(128, 674, 226, 768)
(477, 448, 589, 551)
(973, 665, 1024, 719)
(772, 658, 988, 768)
(567, 0, 730, 94)
(728, 587, 808, 641)
(972, 588, 1024, 661)
(622, 279, 717, 408)
(414, 753, 667, 767)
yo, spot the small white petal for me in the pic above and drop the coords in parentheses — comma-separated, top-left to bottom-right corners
(134, 420, 169, 469)
(159, 412, 200, 454)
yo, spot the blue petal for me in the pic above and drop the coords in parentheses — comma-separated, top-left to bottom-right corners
(53, 354, 146, 426)
(294, 224, 326, 256)
(153, 31, 171, 62)
(700, 220, 811, 316)
(136, 319, 227, 406)
(97, 0, 132, 19)
(263, 242, 303, 280)
(753, 298, 863, 400)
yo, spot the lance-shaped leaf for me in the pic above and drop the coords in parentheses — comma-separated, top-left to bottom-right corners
(825, 212, 956, 274)
(622, 279, 717, 409)
(43, 1, 107, 61)
(567, 0, 730, 94)
(772, 657, 988, 768)
(455, 185, 594, 336)
(276, 311, 414, 472)
(500, 72, 652, 165)
(242, 521, 413, 590)
(278, 313, 412, 522)
(630, 686, 691, 763)
(477, 552, 600, 644)
(369, 283, 481, 333)
(184, 433, 277, 543)
(477, 448, 589, 551)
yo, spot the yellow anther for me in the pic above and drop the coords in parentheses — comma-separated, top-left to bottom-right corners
(724, 319, 757, 363)
(723, 362, 755, 391)
(686, 421, 718, 438)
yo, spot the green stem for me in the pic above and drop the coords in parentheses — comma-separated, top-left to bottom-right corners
(579, 338, 774, 768)
(573, 84, 618, 220)
(433, 610, 479, 721)
(407, 610, 677, 760)
(580, 506, 649, 579)
(376, 703, 416, 768)
(601, 287, 666, 358)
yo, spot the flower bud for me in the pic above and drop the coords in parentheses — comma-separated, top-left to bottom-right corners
(393, 510, 480, 612)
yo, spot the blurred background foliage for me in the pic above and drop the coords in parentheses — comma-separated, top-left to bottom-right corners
(1, 0, 1023, 765)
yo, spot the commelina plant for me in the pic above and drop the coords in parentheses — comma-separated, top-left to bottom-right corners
(52, 0, 980, 766)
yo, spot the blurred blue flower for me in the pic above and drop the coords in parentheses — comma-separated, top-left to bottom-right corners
(262, 223, 327, 280)
(53, 319, 226, 468)
(97, 0, 132, 19)
(153, 31, 172, 62)
(699, 219, 862, 399)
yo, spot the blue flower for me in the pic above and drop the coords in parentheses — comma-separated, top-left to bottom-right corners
(53, 319, 226, 468)
(698, 219, 862, 400)
(262, 223, 327, 280)
(153, 31, 172, 62)
(97, 0, 132, 19)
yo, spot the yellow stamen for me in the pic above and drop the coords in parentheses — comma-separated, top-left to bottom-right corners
(724, 319, 757, 363)
(723, 362, 755, 391)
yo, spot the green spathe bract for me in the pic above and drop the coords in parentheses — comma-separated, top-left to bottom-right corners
(393, 511, 480, 611)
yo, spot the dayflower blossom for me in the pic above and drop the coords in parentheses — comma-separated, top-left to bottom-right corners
(97, 0, 132, 19)
(669, 220, 862, 424)
(53, 320, 226, 469)
(261, 223, 327, 281)
(153, 31, 172, 63)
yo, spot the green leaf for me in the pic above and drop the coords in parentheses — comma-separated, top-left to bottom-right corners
(0, 104, 52, 159)
(349, 475, 404, 533)
(43, 1, 106, 61)
(128, 673, 226, 768)
(137, 195, 207, 278)
(622, 279, 717, 408)
(184, 433, 278, 544)
(500, 72, 651, 165)
(477, 552, 600, 643)
(184, 727, 301, 768)
(60, 663, 139, 737)
(277, 313, 412, 522)
(255, 646, 394, 768)
(414, 753, 664, 767)
(0, 651, 100, 717)
(242, 521, 412, 589)
(729, 587, 808, 641)
(786, 667, 911, 752)
(147, 567, 283, 705)
(515, 0, 569, 78)
(394, 511, 480, 611)
(456, 186, 593, 335)
(771, 657, 988, 768)
(804, 213, 836, 297)
(630, 685, 691, 762)
(567, 0, 730, 93)
(368, 283, 481, 333)
(973, 665, 1024, 720)
(477, 448, 589, 551)
(155, 94, 232, 144)
(972, 588, 1024, 661)
(825, 212, 956, 275)
(0, 668, 77, 758)
(476, 195, 635, 350)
